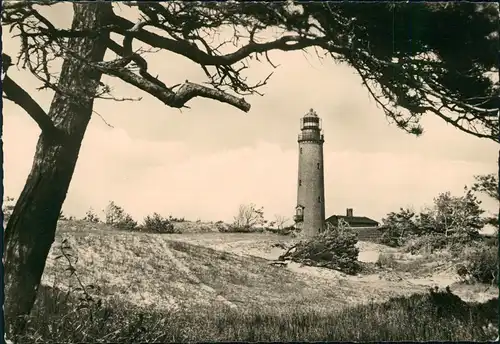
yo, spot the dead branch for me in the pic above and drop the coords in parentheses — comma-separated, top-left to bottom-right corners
(278, 244, 297, 261)
(99, 27, 251, 112)
(2, 53, 58, 134)
(91, 59, 250, 111)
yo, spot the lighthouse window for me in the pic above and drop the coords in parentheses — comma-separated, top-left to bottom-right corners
(318, 196, 321, 202)
(317, 163, 320, 169)
(299, 179, 302, 186)
(300, 148, 303, 154)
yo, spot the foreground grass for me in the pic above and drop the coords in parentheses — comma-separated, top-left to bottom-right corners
(20, 285, 498, 343)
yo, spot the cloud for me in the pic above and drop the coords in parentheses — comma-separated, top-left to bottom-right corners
(3, 114, 495, 224)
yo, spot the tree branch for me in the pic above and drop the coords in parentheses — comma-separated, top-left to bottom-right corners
(110, 14, 347, 66)
(2, 53, 57, 134)
(2, 0, 56, 10)
(89, 58, 250, 112)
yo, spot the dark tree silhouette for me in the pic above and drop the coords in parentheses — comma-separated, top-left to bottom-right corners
(472, 173, 499, 228)
(472, 173, 499, 201)
(1, 1, 498, 339)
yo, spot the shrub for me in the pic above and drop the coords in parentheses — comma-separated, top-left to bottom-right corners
(142, 213, 179, 233)
(381, 188, 485, 248)
(376, 252, 397, 269)
(104, 201, 138, 231)
(168, 215, 186, 222)
(214, 220, 264, 233)
(82, 208, 101, 223)
(404, 233, 448, 254)
(280, 222, 360, 275)
(463, 244, 498, 284)
(219, 224, 264, 233)
(266, 225, 297, 236)
(380, 230, 404, 247)
(379, 208, 417, 247)
(482, 234, 498, 248)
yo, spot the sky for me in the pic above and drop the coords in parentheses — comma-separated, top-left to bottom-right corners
(2, 3, 498, 226)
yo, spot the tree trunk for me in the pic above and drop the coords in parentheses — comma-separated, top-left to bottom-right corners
(4, 3, 111, 340)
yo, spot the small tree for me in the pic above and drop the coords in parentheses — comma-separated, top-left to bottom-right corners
(273, 214, 290, 230)
(104, 201, 138, 231)
(233, 203, 266, 230)
(428, 188, 484, 238)
(82, 208, 101, 223)
(472, 174, 499, 201)
(472, 173, 498, 230)
(380, 208, 417, 247)
(142, 213, 178, 233)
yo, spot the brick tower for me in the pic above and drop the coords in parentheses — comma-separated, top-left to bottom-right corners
(293, 108, 326, 237)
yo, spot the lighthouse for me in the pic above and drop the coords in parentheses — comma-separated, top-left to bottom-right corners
(293, 109, 326, 237)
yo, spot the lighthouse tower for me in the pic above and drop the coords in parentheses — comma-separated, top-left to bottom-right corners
(293, 109, 326, 237)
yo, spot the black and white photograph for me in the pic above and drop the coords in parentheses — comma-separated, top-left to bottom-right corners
(1, 1, 499, 342)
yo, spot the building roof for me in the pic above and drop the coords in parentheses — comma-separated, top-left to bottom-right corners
(326, 215, 379, 227)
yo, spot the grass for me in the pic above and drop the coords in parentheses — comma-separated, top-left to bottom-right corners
(19, 284, 498, 343)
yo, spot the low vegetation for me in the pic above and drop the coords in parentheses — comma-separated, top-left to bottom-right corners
(19, 284, 498, 343)
(376, 182, 498, 286)
(104, 201, 139, 231)
(462, 244, 498, 285)
(280, 221, 361, 275)
(142, 213, 179, 234)
(380, 187, 485, 248)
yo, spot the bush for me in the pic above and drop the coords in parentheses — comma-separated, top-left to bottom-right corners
(214, 220, 264, 233)
(380, 230, 404, 247)
(380, 188, 486, 248)
(219, 224, 264, 233)
(404, 233, 448, 254)
(376, 252, 397, 269)
(142, 213, 179, 233)
(463, 244, 498, 284)
(104, 201, 138, 231)
(379, 208, 417, 247)
(116, 216, 138, 231)
(280, 222, 360, 275)
(482, 234, 498, 248)
(168, 215, 186, 222)
(266, 225, 297, 236)
(82, 208, 101, 223)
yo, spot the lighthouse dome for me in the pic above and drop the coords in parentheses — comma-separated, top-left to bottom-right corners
(303, 108, 318, 118)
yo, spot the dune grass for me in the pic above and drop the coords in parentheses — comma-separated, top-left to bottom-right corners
(18, 284, 498, 343)
(43, 229, 434, 311)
